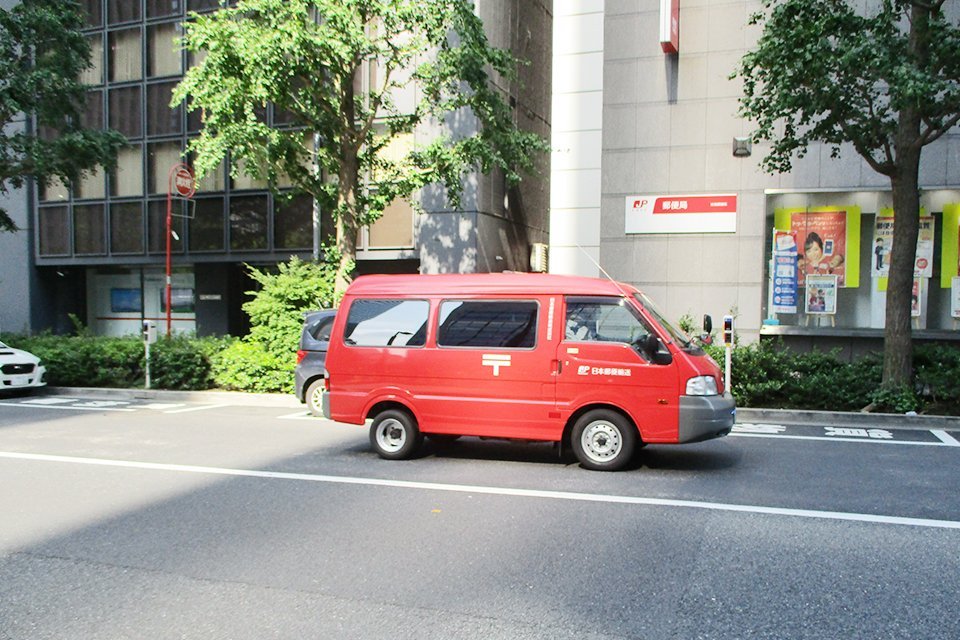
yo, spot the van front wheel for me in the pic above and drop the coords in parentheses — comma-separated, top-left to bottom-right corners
(370, 409, 422, 460)
(571, 410, 637, 471)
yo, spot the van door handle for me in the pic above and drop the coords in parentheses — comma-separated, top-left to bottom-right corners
(552, 359, 562, 374)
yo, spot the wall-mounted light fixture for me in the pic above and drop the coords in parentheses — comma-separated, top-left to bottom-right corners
(732, 137, 752, 158)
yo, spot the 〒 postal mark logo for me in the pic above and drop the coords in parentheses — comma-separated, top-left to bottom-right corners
(482, 354, 511, 376)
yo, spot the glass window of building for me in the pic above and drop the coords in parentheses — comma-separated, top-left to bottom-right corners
(111, 145, 144, 197)
(148, 141, 185, 194)
(76, 166, 106, 200)
(229, 195, 268, 250)
(187, 0, 221, 12)
(230, 158, 269, 190)
(109, 86, 142, 138)
(81, 0, 102, 27)
(275, 194, 314, 250)
(146, 82, 182, 136)
(108, 0, 141, 24)
(74, 204, 106, 255)
(39, 176, 69, 203)
(81, 90, 104, 131)
(38, 206, 70, 256)
(81, 35, 104, 86)
(368, 197, 414, 248)
(110, 202, 144, 254)
(189, 197, 225, 251)
(147, 0, 183, 19)
(108, 28, 142, 82)
(147, 200, 185, 254)
(193, 156, 226, 193)
(148, 23, 182, 78)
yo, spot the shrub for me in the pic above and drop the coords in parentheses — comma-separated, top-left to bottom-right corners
(210, 340, 294, 393)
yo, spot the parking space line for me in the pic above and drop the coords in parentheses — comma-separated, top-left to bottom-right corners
(931, 430, 960, 447)
(1, 450, 958, 531)
(164, 403, 232, 414)
(277, 411, 318, 420)
(729, 433, 947, 446)
(0, 401, 135, 412)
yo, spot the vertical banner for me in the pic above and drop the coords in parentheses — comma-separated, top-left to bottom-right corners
(951, 276, 960, 318)
(771, 229, 798, 313)
(805, 275, 838, 315)
(912, 278, 922, 317)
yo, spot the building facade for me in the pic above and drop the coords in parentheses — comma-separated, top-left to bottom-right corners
(0, 0, 550, 337)
(550, 0, 960, 356)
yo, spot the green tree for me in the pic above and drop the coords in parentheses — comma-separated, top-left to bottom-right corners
(735, 0, 960, 389)
(173, 0, 547, 295)
(0, 0, 125, 232)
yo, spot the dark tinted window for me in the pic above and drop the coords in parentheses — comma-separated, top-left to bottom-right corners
(438, 300, 538, 349)
(344, 300, 428, 347)
(309, 317, 334, 342)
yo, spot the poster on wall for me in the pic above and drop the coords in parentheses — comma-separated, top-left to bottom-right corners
(791, 211, 847, 286)
(872, 211, 935, 278)
(952, 277, 960, 318)
(805, 275, 838, 315)
(771, 230, 798, 313)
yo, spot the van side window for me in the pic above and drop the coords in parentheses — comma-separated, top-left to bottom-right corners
(344, 299, 428, 347)
(438, 300, 538, 349)
(565, 298, 651, 345)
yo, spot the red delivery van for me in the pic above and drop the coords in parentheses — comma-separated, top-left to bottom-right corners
(322, 273, 735, 471)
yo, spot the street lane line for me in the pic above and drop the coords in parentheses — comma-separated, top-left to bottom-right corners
(164, 403, 232, 414)
(0, 402, 135, 412)
(276, 411, 318, 420)
(730, 433, 947, 446)
(931, 430, 960, 447)
(1, 450, 959, 531)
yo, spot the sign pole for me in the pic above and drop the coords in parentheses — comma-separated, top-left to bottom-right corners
(165, 164, 196, 338)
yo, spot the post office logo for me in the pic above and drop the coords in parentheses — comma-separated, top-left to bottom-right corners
(482, 354, 511, 376)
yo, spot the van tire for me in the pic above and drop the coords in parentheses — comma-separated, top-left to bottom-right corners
(571, 409, 637, 471)
(305, 379, 325, 417)
(370, 409, 423, 460)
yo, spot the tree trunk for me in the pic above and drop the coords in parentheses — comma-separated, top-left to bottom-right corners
(881, 2, 930, 389)
(334, 69, 359, 299)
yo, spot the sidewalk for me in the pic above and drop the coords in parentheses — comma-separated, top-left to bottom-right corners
(34, 387, 960, 431)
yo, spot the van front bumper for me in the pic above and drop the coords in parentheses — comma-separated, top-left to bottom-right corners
(678, 393, 736, 443)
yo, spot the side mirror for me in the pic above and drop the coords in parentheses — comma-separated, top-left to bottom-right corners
(703, 314, 713, 334)
(643, 334, 673, 365)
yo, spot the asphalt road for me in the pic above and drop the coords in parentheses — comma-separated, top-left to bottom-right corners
(0, 393, 958, 639)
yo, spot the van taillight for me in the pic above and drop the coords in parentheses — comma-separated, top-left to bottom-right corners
(296, 350, 307, 364)
(324, 369, 330, 391)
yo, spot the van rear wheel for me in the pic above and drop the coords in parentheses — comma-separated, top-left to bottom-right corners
(571, 409, 637, 471)
(370, 409, 422, 460)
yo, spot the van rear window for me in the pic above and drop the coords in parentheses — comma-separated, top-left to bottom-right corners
(438, 300, 537, 349)
(344, 299, 428, 347)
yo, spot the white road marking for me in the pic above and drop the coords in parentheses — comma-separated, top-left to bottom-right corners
(276, 411, 319, 420)
(0, 401, 135, 412)
(729, 432, 949, 447)
(138, 403, 184, 411)
(18, 397, 78, 405)
(0, 450, 958, 531)
(931, 430, 960, 447)
(164, 403, 232, 414)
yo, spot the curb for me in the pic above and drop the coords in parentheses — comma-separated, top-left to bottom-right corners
(37, 386, 303, 409)
(736, 407, 960, 432)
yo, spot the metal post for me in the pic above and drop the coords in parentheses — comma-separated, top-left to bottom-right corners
(165, 166, 174, 338)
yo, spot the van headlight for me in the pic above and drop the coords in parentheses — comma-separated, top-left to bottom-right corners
(686, 375, 718, 396)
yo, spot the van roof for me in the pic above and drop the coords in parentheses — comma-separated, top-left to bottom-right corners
(345, 273, 639, 297)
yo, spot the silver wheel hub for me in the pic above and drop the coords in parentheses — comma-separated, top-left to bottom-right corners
(376, 418, 406, 452)
(581, 420, 621, 462)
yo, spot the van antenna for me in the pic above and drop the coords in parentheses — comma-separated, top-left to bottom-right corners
(575, 244, 631, 299)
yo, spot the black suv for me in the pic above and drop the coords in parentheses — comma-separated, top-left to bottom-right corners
(295, 309, 336, 416)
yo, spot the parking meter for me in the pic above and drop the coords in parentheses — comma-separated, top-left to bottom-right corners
(722, 315, 733, 392)
(722, 315, 733, 347)
(143, 321, 157, 389)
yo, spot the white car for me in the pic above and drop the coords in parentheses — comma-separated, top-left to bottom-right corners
(0, 341, 47, 393)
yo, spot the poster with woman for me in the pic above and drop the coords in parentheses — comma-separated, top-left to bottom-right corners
(791, 211, 847, 286)
(805, 275, 838, 315)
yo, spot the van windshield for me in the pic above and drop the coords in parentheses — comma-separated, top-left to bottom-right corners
(632, 293, 695, 351)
